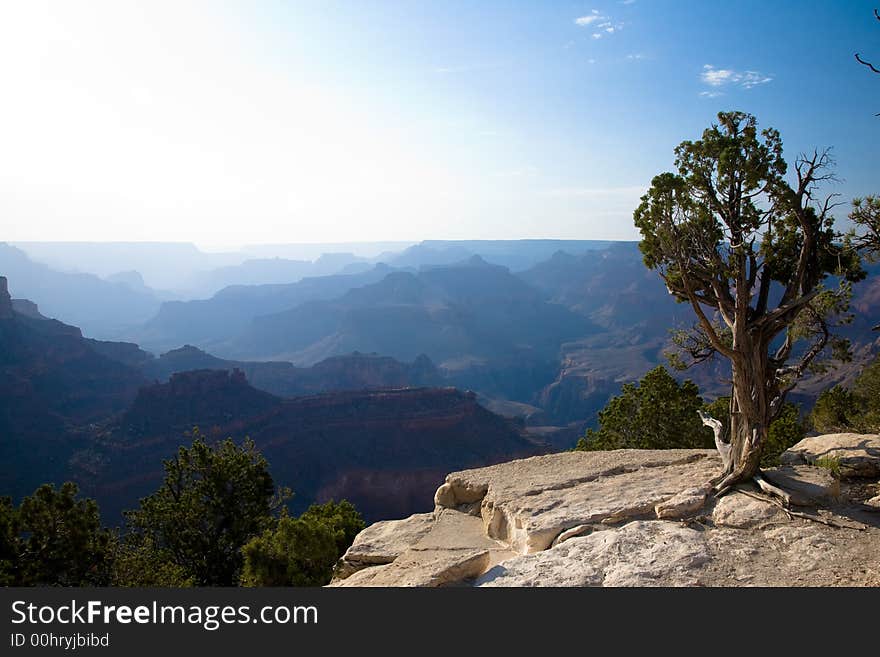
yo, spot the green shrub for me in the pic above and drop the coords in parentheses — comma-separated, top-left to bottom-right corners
(814, 455, 842, 478)
(241, 516, 338, 587)
(124, 429, 286, 586)
(809, 355, 880, 433)
(575, 366, 713, 451)
(1, 483, 115, 586)
(575, 367, 805, 465)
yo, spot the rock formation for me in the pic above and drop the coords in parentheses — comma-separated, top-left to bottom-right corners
(0, 275, 13, 319)
(334, 438, 880, 587)
(10, 298, 46, 319)
(782, 433, 880, 479)
(139, 345, 441, 398)
(85, 383, 542, 523)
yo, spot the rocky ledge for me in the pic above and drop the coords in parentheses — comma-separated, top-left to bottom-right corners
(332, 436, 880, 587)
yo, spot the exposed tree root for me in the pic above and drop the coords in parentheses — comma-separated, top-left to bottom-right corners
(752, 472, 792, 507)
(699, 410, 868, 530)
(733, 488, 867, 531)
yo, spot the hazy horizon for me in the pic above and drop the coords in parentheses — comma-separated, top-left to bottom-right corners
(1, 1, 878, 244)
(9, 237, 636, 254)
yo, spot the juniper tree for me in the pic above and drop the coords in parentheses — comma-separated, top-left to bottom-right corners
(635, 111, 863, 494)
(125, 429, 289, 586)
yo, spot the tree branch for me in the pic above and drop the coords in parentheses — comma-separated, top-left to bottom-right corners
(672, 266, 737, 359)
(753, 288, 821, 332)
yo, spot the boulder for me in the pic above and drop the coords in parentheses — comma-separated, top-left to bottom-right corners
(433, 483, 456, 507)
(476, 520, 710, 587)
(762, 465, 840, 506)
(781, 433, 880, 479)
(335, 512, 435, 578)
(478, 454, 719, 553)
(332, 548, 491, 587)
(654, 484, 712, 519)
(332, 509, 515, 587)
(438, 449, 720, 554)
(712, 492, 785, 529)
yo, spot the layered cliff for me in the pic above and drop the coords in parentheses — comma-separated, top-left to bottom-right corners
(84, 376, 543, 522)
(139, 345, 441, 398)
(0, 277, 150, 500)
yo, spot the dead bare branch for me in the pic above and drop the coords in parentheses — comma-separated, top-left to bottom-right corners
(855, 52, 880, 74)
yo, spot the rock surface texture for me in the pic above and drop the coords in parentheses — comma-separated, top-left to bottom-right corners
(781, 433, 880, 479)
(333, 441, 880, 587)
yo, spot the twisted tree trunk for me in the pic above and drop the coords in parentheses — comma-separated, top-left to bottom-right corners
(713, 337, 770, 493)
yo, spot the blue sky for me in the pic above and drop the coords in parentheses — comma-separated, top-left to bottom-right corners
(0, 1, 878, 247)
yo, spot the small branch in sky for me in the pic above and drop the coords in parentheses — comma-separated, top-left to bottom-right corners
(855, 52, 880, 74)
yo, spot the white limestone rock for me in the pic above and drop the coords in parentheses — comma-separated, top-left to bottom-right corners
(476, 520, 710, 587)
(332, 548, 491, 587)
(335, 512, 435, 578)
(712, 493, 785, 529)
(439, 449, 720, 554)
(781, 433, 880, 479)
(654, 484, 712, 519)
(762, 465, 840, 506)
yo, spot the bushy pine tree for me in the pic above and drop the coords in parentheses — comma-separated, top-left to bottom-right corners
(241, 500, 365, 587)
(576, 366, 805, 464)
(811, 355, 880, 432)
(0, 483, 114, 586)
(124, 428, 287, 586)
(575, 366, 714, 451)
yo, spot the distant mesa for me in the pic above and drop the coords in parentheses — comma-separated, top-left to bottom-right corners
(11, 298, 46, 319)
(0, 243, 161, 338)
(0, 275, 13, 318)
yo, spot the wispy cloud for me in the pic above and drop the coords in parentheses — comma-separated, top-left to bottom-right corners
(621, 0, 637, 5)
(700, 64, 773, 90)
(576, 10, 625, 39)
(626, 53, 646, 61)
(575, 10, 603, 26)
(699, 90, 724, 98)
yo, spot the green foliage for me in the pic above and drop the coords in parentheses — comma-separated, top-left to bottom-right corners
(240, 516, 338, 587)
(299, 500, 365, 557)
(852, 355, 880, 430)
(762, 402, 806, 467)
(851, 196, 880, 262)
(633, 112, 864, 476)
(0, 497, 19, 586)
(1, 429, 366, 587)
(814, 455, 842, 478)
(0, 483, 114, 586)
(575, 366, 714, 451)
(810, 355, 880, 433)
(575, 369, 805, 462)
(125, 428, 288, 586)
(111, 534, 193, 587)
(240, 500, 365, 587)
(810, 385, 861, 432)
